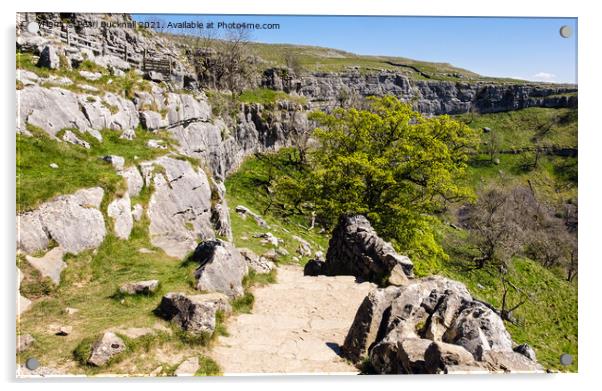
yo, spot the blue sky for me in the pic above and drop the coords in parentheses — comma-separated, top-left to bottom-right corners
(133, 14, 577, 83)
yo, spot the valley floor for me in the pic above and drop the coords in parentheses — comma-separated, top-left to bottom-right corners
(211, 265, 375, 374)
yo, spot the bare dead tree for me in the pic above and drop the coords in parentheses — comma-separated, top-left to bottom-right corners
(499, 273, 531, 325)
(283, 49, 303, 76)
(461, 187, 525, 268)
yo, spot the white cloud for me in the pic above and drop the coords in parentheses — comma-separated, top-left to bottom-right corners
(532, 72, 557, 82)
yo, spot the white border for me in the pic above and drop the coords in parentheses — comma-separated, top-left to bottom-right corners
(3, 1, 599, 390)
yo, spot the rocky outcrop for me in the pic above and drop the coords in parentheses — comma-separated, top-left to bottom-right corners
(17, 187, 106, 255)
(191, 240, 248, 298)
(87, 332, 126, 367)
(147, 156, 215, 258)
(342, 275, 543, 374)
(315, 215, 414, 284)
(25, 246, 66, 284)
(17, 86, 96, 137)
(156, 292, 231, 334)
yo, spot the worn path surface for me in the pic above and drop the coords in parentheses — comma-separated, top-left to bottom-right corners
(211, 265, 375, 374)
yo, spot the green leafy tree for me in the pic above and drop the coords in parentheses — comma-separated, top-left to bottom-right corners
(277, 96, 478, 262)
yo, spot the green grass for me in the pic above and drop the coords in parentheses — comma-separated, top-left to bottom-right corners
(246, 42, 509, 82)
(231, 292, 255, 314)
(457, 107, 577, 151)
(17, 125, 173, 212)
(238, 88, 307, 106)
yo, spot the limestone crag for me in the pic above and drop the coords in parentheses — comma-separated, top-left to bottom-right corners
(266, 68, 577, 115)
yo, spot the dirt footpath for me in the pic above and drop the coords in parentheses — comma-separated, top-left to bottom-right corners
(211, 265, 375, 374)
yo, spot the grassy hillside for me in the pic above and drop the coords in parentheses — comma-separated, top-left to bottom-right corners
(458, 107, 578, 206)
(248, 42, 535, 83)
(226, 151, 330, 264)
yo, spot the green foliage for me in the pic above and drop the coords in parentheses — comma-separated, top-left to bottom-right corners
(195, 356, 222, 376)
(286, 96, 478, 261)
(175, 329, 212, 346)
(243, 269, 278, 288)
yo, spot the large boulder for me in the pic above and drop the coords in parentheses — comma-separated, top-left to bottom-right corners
(17, 86, 93, 137)
(17, 188, 106, 255)
(155, 292, 231, 334)
(321, 215, 413, 283)
(192, 240, 248, 298)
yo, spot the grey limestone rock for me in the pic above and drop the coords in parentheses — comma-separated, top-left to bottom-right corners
(147, 157, 215, 258)
(192, 240, 248, 298)
(107, 193, 133, 240)
(87, 332, 126, 367)
(156, 292, 231, 334)
(17, 187, 106, 255)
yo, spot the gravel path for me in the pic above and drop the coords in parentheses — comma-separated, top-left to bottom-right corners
(211, 265, 375, 374)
